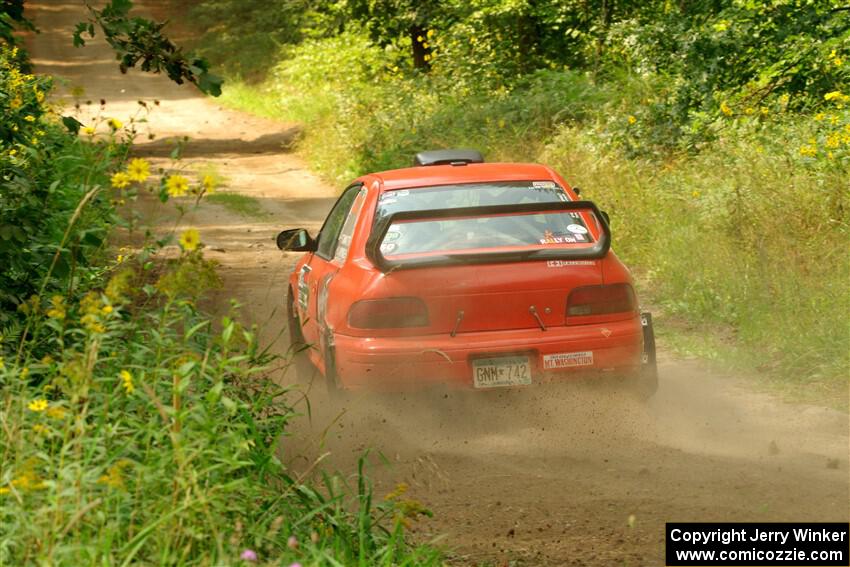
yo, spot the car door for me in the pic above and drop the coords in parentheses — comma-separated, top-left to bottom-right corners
(298, 183, 366, 354)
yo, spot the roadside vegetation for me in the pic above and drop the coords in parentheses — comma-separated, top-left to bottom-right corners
(192, 0, 850, 405)
(0, 8, 439, 564)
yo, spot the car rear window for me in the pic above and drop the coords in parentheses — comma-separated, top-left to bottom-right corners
(376, 181, 568, 218)
(375, 182, 596, 257)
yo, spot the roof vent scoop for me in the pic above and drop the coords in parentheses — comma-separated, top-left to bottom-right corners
(414, 149, 484, 167)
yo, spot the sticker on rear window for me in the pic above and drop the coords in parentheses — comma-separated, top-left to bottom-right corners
(540, 230, 576, 244)
(567, 224, 588, 235)
(533, 181, 557, 188)
(543, 351, 594, 369)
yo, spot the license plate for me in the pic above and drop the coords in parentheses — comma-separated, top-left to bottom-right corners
(472, 356, 532, 388)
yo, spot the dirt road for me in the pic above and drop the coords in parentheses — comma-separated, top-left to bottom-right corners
(28, 2, 849, 565)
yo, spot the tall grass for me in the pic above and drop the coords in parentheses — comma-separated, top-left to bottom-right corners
(215, 37, 849, 401)
(0, 249, 441, 563)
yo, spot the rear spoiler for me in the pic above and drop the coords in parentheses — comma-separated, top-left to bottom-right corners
(365, 200, 611, 272)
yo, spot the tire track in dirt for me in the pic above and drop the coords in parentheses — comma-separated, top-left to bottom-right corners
(28, 3, 849, 565)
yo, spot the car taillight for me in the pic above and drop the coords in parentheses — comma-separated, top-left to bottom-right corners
(348, 297, 429, 329)
(566, 284, 636, 322)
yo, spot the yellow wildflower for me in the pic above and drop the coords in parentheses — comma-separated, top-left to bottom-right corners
(111, 172, 131, 189)
(628, 115, 637, 125)
(427, 29, 435, 38)
(35, 90, 44, 103)
(101, 304, 113, 315)
(47, 295, 66, 319)
(24, 115, 35, 122)
(105, 269, 133, 303)
(126, 158, 150, 182)
(826, 133, 840, 149)
(116, 254, 124, 264)
(799, 145, 817, 158)
(824, 91, 844, 102)
(82, 126, 95, 136)
(760, 107, 769, 116)
(384, 482, 409, 501)
(720, 101, 732, 116)
(120, 370, 134, 394)
(179, 228, 201, 252)
(80, 292, 106, 332)
(744, 107, 754, 115)
(20, 367, 29, 379)
(201, 174, 217, 194)
(28, 399, 48, 412)
(10, 469, 45, 491)
(814, 113, 825, 121)
(107, 118, 123, 130)
(0, 487, 9, 495)
(98, 459, 131, 489)
(165, 175, 189, 197)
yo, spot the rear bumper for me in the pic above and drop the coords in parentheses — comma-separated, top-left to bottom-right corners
(333, 316, 643, 391)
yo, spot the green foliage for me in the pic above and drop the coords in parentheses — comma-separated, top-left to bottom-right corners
(0, 252, 440, 564)
(0, 0, 34, 47)
(196, 0, 850, 150)
(73, 0, 223, 96)
(0, 44, 123, 322)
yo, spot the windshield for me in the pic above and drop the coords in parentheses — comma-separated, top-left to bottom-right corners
(375, 182, 596, 258)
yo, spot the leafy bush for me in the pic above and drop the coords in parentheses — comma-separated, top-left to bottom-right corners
(0, 44, 124, 321)
(0, 246, 439, 564)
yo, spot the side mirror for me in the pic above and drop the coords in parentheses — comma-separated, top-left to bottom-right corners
(276, 228, 316, 252)
(600, 210, 610, 225)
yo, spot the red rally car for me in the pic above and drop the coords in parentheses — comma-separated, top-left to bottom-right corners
(277, 150, 657, 397)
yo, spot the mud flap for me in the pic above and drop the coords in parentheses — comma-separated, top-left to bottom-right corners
(638, 312, 659, 399)
(323, 333, 346, 398)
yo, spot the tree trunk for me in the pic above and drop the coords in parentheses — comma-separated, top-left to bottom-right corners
(410, 23, 430, 70)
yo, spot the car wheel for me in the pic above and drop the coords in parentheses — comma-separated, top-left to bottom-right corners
(287, 287, 316, 386)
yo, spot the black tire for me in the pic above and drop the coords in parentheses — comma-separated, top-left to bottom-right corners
(287, 288, 316, 386)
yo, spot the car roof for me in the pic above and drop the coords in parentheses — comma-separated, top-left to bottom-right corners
(370, 162, 561, 191)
